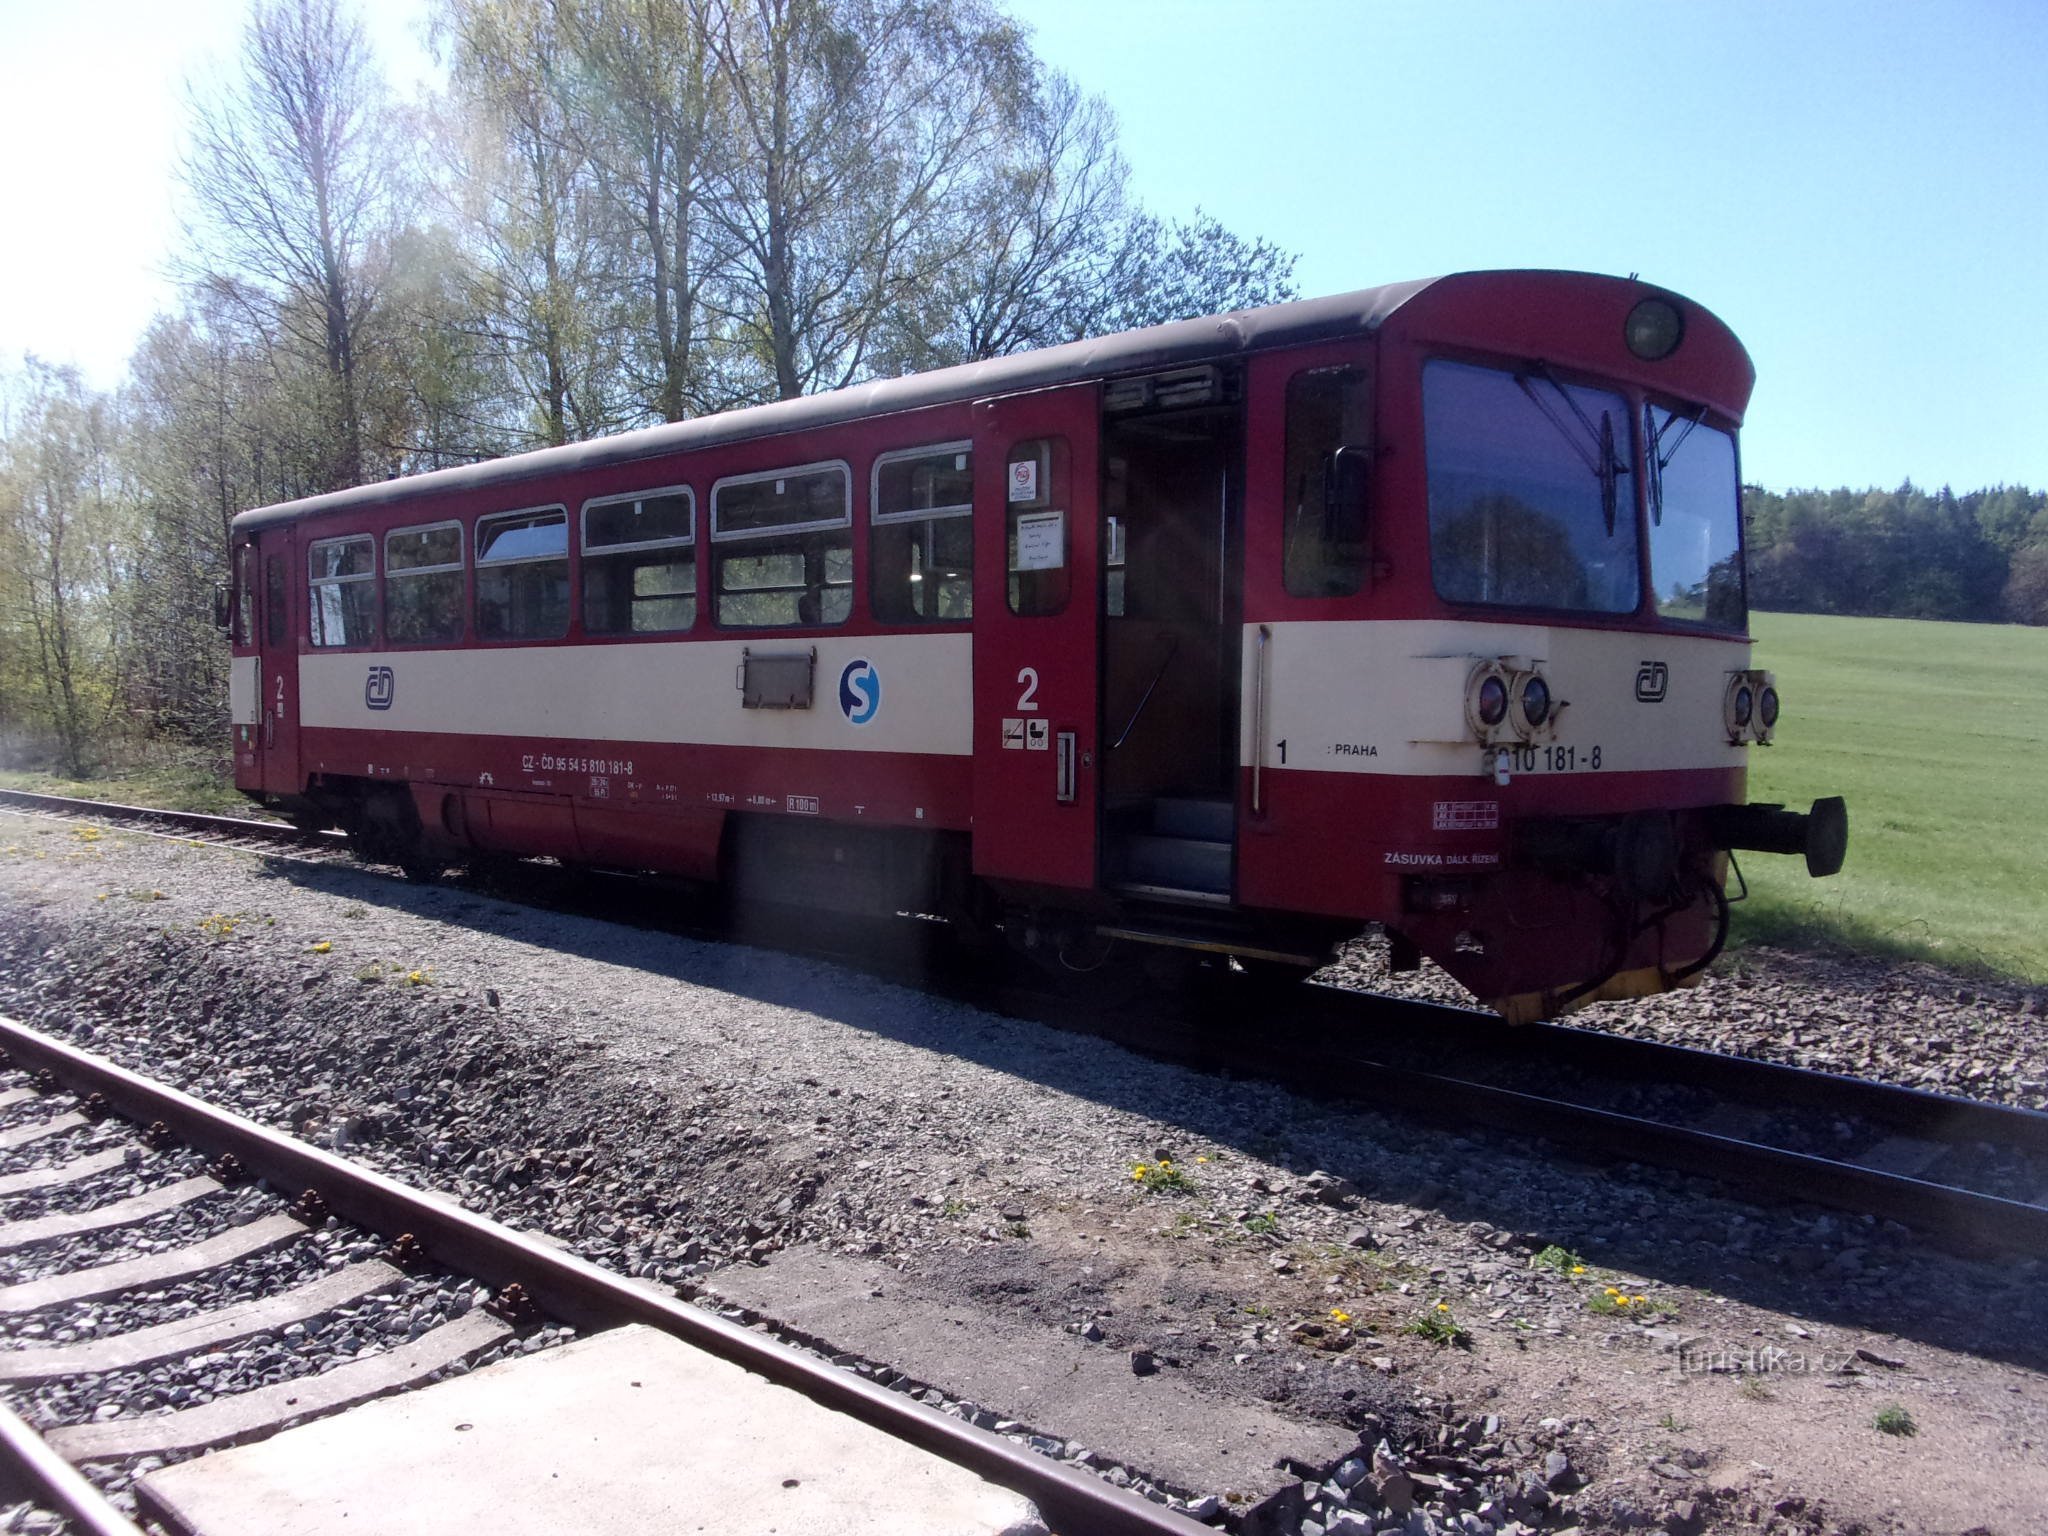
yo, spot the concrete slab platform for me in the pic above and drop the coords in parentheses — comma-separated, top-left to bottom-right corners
(710, 1245, 1355, 1503)
(138, 1323, 1048, 1536)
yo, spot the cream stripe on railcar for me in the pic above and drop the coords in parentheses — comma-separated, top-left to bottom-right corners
(298, 631, 972, 756)
(1240, 621, 1750, 777)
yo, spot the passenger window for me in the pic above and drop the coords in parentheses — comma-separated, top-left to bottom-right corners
(1282, 366, 1372, 597)
(710, 463, 851, 628)
(476, 507, 570, 642)
(264, 554, 286, 648)
(385, 522, 465, 645)
(308, 535, 376, 647)
(1005, 438, 1068, 617)
(583, 488, 695, 635)
(872, 444, 973, 624)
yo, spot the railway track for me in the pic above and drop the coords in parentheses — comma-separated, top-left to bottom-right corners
(0, 1015, 1206, 1536)
(7, 787, 2047, 1263)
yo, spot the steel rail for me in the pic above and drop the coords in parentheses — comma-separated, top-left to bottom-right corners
(0, 789, 345, 853)
(0, 1400, 149, 1536)
(1305, 982, 2048, 1152)
(1277, 1040, 2048, 1253)
(0, 1016, 1208, 1536)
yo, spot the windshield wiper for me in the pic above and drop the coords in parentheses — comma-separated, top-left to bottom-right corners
(1515, 363, 1628, 535)
(1644, 401, 1708, 526)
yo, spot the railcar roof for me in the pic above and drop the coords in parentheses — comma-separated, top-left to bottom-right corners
(235, 270, 1589, 534)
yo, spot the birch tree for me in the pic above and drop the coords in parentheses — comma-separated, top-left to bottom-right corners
(182, 0, 408, 490)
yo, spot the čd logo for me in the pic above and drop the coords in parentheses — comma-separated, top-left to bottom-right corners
(365, 666, 395, 710)
(837, 658, 880, 725)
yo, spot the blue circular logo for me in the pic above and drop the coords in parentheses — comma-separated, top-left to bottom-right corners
(838, 658, 881, 726)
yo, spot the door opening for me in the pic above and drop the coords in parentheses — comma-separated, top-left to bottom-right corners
(1100, 397, 1242, 900)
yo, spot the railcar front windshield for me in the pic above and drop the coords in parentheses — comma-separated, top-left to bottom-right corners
(1645, 407, 1745, 630)
(1425, 360, 1641, 615)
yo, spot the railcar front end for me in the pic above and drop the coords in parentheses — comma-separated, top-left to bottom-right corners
(1233, 273, 1844, 1018)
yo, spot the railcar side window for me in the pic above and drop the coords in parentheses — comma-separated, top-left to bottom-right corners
(1006, 438, 1069, 617)
(1282, 367, 1372, 598)
(475, 507, 570, 642)
(1424, 360, 1640, 614)
(308, 535, 376, 647)
(583, 488, 695, 635)
(710, 463, 852, 628)
(385, 522, 466, 645)
(872, 444, 973, 623)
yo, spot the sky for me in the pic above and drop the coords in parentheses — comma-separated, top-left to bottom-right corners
(1, 0, 2042, 492)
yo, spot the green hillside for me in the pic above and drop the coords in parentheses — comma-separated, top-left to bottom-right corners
(1736, 610, 2048, 981)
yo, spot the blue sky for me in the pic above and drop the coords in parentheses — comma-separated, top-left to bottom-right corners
(2, 0, 2042, 492)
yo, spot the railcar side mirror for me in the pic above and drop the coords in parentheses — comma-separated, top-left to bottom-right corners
(213, 582, 233, 635)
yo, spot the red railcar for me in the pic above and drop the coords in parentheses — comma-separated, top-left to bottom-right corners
(225, 271, 1843, 1018)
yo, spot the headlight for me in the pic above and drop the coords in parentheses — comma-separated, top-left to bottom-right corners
(1467, 662, 1512, 740)
(1725, 670, 1776, 743)
(1477, 675, 1507, 727)
(1520, 674, 1551, 728)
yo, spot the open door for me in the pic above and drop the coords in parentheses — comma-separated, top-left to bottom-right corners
(253, 525, 302, 797)
(970, 384, 1101, 893)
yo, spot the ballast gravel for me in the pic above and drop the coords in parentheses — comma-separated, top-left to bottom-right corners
(1, 814, 2045, 1535)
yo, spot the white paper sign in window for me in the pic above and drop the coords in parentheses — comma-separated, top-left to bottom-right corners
(1008, 458, 1040, 503)
(1014, 509, 1064, 571)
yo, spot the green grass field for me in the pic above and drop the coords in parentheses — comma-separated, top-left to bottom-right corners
(1736, 610, 2048, 982)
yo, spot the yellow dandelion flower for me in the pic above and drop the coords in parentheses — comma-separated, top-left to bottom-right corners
(1604, 1286, 1622, 1296)
(1196, 1156, 1209, 1164)
(1633, 1295, 1646, 1305)
(310, 941, 332, 954)
(1330, 1308, 1351, 1324)
(96, 893, 109, 902)
(1436, 1302, 1450, 1313)
(1132, 1164, 1149, 1180)
(1571, 1265, 1586, 1275)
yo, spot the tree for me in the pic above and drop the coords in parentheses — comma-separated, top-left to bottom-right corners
(182, 0, 409, 490)
(1098, 208, 1300, 334)
(554, 0, 732, 421)
(704, 0, 1032, 400)
(0, 362, 131, 774)
(437, 0, 633, 445)
(871, 67, 1135, 372)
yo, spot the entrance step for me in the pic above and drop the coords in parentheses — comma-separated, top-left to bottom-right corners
(1147, 796, 1234, 842)
(1117, 833, 1231, 895)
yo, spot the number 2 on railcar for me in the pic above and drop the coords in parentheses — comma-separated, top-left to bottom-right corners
(220, 270, 1845, 1020)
